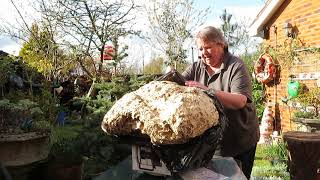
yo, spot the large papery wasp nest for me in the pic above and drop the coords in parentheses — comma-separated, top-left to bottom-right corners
(101, 81, 219, 144)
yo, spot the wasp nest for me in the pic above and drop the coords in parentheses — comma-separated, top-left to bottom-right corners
(101, 81, 219, 144)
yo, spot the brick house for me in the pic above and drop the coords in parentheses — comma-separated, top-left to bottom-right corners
(249, 0, 320, 133)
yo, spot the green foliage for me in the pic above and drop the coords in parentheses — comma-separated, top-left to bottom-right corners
(220, 9, 239, 48)
(261, 142, 288, 161)
(293, 111, 319, 119)
(68, 74, 156, 177)
(295, 87, 320, 117)
(253, 144, 290, 179)
(72, 74, 157, 123)
(173, 61, 190, 74)
(262, 37, 307, 68)
(0, 74, 58, 131)
(19, 23, 74, 80)
(50, 136, 84, 164)
(35, 85, 59, 124)
(219, 9, 251, 53)
(50, 124, 125, 177)
(252, 82, 265, 121)
(92, 75, 156, 103)
(241, 53, 266, 121)
(19, 23, 53, 77)
(0, 98, 42, 116)
(144, 56, 165, 74)
(75, 119, 123, 178)
(129, 74, 158, 91)
(252, 163, 290, 179)
(78, 78, 129, 117)
(51, 114, 129, 178)
(0, 55, 15, 89)
(0, 51, 47, 97)
(50, 126, 84, 164)
(50, 125, 82, 147)
(33, 120, 52, 130)
(144, 56, 189, 75)
(108, 34, 130, 76)
(0, 98, 45, 132)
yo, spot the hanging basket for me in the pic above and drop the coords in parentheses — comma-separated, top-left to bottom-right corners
(254, 53, 276, 84)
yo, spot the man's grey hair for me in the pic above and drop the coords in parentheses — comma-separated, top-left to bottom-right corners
(196, 26, 228, 51)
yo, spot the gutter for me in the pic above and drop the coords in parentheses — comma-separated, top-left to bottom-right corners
(249, 0, 285, 37)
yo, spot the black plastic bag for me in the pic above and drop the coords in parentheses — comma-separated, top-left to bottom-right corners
(152, 91, 228, 173)
(155, 69, 186, 86)
(116, 69, 228, 174)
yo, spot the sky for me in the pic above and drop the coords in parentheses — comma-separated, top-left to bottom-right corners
(195, 0, 264, 25)
(0, 0, 38, 55)
(0, 0, 265, 64)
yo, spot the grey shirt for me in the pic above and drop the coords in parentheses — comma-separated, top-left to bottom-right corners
(182, 52, 260, 157)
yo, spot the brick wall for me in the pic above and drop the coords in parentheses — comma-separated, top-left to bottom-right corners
(262, 0, 320, 132)
(266, 0, 320, 47)
(265, 54, 320, 132)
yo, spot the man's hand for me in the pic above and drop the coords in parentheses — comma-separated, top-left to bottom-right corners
(185, 81, 247, 109)
(185, 81, 209, 90)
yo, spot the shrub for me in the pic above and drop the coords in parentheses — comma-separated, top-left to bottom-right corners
(295, 87, 320, 119)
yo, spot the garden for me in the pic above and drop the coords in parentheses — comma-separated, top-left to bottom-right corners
(0, 48, 291, 180)
(0, 51, 160, 179)
(1, 0, 320, 180)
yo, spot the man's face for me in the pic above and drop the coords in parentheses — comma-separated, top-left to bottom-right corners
(196, 39, 224, 68)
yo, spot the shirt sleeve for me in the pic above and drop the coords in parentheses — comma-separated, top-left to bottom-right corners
(230, 61, 253, 103)
(182, 63, 195, 81)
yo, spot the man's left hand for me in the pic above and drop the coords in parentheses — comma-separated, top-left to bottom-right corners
(185, 81, 209, 90)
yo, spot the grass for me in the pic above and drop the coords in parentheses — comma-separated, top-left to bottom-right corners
(50, 125, 83, 145)
(252, 144, 290, 180)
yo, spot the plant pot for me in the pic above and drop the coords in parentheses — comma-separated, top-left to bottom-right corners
(283, 131, 320, 180)
(292, 118, 320, 132)
(46, 157, 84, 180)
(0, 131, 50, 180)
(0, 131, 50, 167)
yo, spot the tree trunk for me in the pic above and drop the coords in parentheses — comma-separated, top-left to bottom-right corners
(0, 86, 3, 97)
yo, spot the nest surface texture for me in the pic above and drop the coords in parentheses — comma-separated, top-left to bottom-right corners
(101, 81, 219, 144)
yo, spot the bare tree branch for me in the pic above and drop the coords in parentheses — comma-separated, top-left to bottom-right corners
(145, 0, 210, 66)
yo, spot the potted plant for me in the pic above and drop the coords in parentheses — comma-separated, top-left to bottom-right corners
(0, 98, 51, 165)
(292, 87, 320, 132)
(0, 98, 52, 180)
(46, 136, 84, 180)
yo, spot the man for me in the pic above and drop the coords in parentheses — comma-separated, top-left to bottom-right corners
(183, 26, 259, 179)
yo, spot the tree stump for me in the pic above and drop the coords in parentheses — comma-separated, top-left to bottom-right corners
(283, 131, 320, 180)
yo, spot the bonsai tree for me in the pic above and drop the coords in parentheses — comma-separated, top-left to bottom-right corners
(294, 87, 320, 119)
(0, 51, 56, 134)
(0, 98, 45, 133)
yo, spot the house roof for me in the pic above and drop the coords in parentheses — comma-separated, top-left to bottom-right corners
(249, 0, 285, 37)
